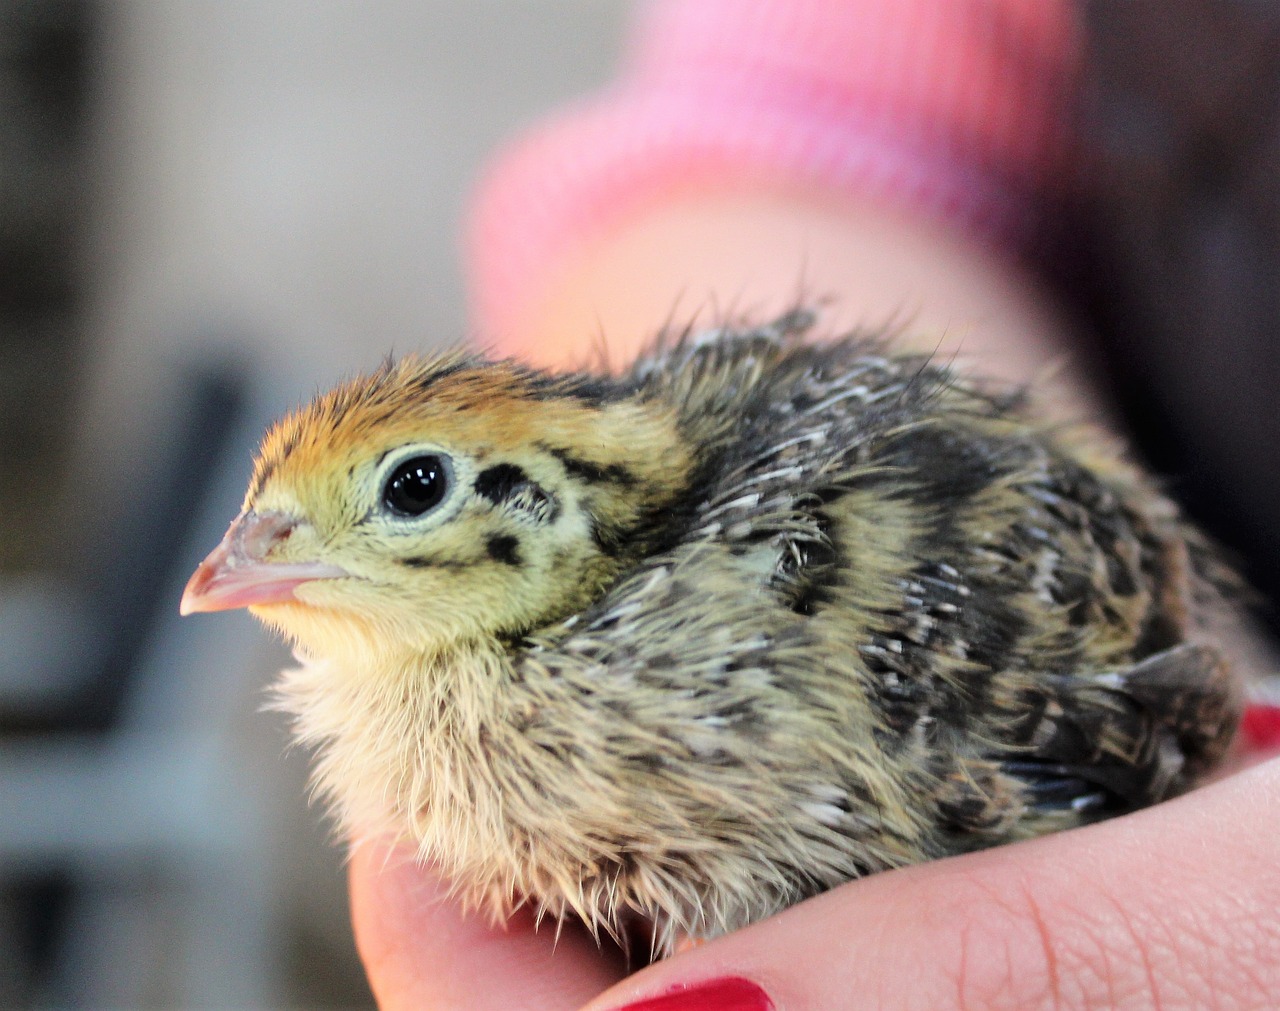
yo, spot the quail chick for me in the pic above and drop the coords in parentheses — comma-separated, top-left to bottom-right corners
(181, 311, 1241, 955)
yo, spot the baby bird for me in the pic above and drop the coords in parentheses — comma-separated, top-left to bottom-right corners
(182, 312, 1240, 955)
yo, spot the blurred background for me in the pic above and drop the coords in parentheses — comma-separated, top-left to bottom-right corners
(3, 1, 1278, 1008)
(0, 2, 629, 1006)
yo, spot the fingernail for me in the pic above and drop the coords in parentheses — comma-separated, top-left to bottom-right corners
(1243, 702, 1280, 752)
(608, 975, 774, 1011)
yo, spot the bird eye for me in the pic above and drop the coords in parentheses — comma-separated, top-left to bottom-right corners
(383, 454, 449, 517)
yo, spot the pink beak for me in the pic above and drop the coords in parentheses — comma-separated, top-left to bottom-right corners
(180, 510, 349, 615)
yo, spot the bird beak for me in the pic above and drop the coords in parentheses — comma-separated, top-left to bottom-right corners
(180, 510, 349, 615)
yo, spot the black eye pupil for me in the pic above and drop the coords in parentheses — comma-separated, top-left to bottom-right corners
(384, 455, 448, 516)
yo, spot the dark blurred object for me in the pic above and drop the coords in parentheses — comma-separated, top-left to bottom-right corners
(0, 352, 378, 1008)
(0, 358, 279, 1007)
(0, 0, 95, 575)
(1076, 0, 1280, 630)
(0, 366, 246, 734)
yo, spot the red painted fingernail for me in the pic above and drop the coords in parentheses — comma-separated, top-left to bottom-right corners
(609, 975, 774, 1011)
(1242, 703, 1280, 752)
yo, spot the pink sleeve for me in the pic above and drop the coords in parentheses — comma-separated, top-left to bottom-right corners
(465, 0, 1083, 338)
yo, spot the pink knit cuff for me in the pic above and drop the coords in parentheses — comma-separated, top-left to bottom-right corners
(465, 0, 1082, 339)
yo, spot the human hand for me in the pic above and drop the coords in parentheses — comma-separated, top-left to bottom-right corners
(350, 755, 1280, 1010)
(348, 842, 629, 1010)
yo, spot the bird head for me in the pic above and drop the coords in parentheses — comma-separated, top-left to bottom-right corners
(181, 352, 694, 661)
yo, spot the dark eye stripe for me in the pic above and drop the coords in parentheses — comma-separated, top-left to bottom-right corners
(546, 447, 637, 486)
(398, 554, 467, 571)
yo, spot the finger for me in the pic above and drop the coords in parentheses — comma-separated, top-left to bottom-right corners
(349, 841, 628, 1011)
(584, 758, 1280, 1011)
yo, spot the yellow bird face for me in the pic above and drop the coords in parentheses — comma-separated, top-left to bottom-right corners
(181, 352, 692, 660)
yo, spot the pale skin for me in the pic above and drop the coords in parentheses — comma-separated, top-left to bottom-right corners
(348, 189, 1280, 1010)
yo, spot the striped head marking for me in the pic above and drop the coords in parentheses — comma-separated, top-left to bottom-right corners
(188, 351, 695, 657)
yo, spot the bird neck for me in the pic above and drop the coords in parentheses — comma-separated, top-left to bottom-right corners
(274, 632, 520, 811)
(537, 390, 699, 550)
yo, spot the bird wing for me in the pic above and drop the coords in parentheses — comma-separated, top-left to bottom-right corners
(525, 323, 1241, 854)
(996, 642, 1240, 815)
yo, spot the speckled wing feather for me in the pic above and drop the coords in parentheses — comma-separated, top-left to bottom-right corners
(514, 312, 1241, 947)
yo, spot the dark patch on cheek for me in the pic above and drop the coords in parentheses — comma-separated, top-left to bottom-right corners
(475, 464, 530, 503)
(486, 534, 522, 566)
(475, 463, 558, 523)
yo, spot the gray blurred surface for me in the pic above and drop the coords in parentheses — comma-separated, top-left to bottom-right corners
(1, 2, 630, 1006)
(77, 0, 630, 556)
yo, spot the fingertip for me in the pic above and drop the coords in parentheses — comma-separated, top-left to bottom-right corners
(347, 840, 444, 1000)
(348, 839, 629, 1011)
